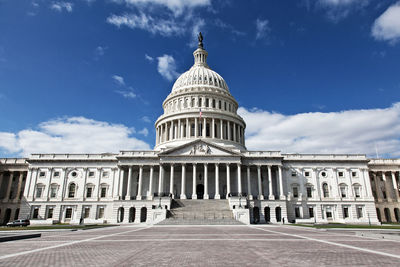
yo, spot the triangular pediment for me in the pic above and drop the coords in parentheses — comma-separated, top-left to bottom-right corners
(158, 140, 241, 157)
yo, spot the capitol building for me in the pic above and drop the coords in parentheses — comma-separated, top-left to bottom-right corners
(1, 37, 399, 226)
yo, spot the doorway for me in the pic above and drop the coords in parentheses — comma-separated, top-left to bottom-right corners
(196, 184, 204, 199)
(129, 207, 136, 223)
(264, 207, 270, 223)
(140, 207, 147, 223)
(253, 207, 260, 224)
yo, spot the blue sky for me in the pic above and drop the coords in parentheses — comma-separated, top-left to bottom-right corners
(0, 0, 400, 158)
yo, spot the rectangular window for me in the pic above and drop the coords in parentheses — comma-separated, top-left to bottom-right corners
(54, 171, 60, 177)
(295, 207, 301, 218)
(39, 171, 46, 177)
(32, 208, 39, 219)
(354, 187, 361, 198)
(338, 172, 344, 177)
(100, 187, 107, 198)
(352, 171, 357, 177)
(382, 190, 387, 199)
(102, 171, 109, 178)
(84, 207, 90, 219)
(293, 187, 299, 198)
(36, 187, 43, 198)
(291, 171, 297, 177)
(89, 171, 95, 177)
(98, 207, 105, 219)
(50, 187, 57, 198)
(307, 187, 312, 198)
(343, 207, 349, 218)
(86, 187, 93, 198)
(357, 207, 363, 218)
(47, 207, 54, 219)
(65, 208, 72, 219)
(309, 207, 314, 218)
(340, 187, 347, 198)
(304, 171, 310, 177)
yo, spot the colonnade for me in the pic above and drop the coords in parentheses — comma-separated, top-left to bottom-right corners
(0, 171, 26, 202)
(121, 164, 284, 200)
(155, 117, 245, 146)
(370, 171, 400, 201)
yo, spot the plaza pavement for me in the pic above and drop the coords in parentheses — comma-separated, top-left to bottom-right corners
(0, 224, 399, 266)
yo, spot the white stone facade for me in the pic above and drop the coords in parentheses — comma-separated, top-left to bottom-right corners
(2, 39, 398, 225)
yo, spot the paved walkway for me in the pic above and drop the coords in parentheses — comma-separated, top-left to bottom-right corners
(0, 225, 399, 266)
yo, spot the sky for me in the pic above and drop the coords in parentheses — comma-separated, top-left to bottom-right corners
(0, 0, 400, 158)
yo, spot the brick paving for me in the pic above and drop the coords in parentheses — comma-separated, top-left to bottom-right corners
(0, 225, 399, 266)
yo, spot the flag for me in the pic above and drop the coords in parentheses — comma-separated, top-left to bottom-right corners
(199, 108, 202, 119)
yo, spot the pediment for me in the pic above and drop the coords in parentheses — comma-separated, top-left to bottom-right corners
(159, 140, 241, 157)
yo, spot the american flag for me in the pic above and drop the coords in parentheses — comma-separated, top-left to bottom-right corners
(199, 108, 202, 119)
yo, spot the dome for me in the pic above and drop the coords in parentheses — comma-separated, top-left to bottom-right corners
(171, 47, 229, 93)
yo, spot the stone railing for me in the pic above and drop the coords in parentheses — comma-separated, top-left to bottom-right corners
(283, 154, 367, 160)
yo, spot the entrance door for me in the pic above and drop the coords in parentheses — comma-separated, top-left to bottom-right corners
(140, 207, 147, 222)
(264, 207, 270, 223)
(253, 207, 260, 224)
(129, 207, 136, 223)
(196, 184, 204, 199)
(4, 209, 11, 225)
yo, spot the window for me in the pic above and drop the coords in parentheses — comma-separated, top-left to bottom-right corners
(47, 207, 54, 219)
(309, 207, 314, 218)
(382, 189, 387, 199)
(340, 186, 347, 198)
(357, 207, 363, 218)
(68, 183, 76, 198)
(86, 187, 93, 198)
(354, 186, 361, 198)
(218, 100, 221, 109)
(71, 171, 77, 177)
(224, 102, 227, 110)
(199, 98, 202, 107)
(102, 171, 109, 178)
(50, 186, 57, 198)
(343, 207, 349, 218)
(84, 207, 90, 219)
(306, 187, 312, 198)
(89, 171, 95, 177)
(291, 171, 297, 177)
(205, 98, 209, 107)
(32, 208, 39, 219)
(100, 187, 107, 198)
(295, 207, 301, 218)
(322, 183, 329, 198)
(338, 171, 344, 177)
(352, 171, 357, 177)
(54, 171, 60, 177)
(98, 207, 105, 219)
(39, 171, 46, 177)
(321, 171, 327, 177)
(36, 186, 43, 198)
(304, 171, 310, 177)
(65, 208, 72, 219)
(293, 187, 299, 198)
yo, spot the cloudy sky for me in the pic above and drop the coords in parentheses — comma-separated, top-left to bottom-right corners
(0, 0, 399, 158)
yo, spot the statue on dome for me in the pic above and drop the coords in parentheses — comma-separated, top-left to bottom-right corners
(198, 32, 204, 49)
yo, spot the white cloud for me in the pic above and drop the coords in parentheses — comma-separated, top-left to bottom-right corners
(142, 116, 151, 123)
(157, 54, 179, 81)
(145, 54, 154, 62)
(120, 0, 210, 17)
(50, 2, 73, 12)
(112, 75, 125, 86)
(239, 103, 400, 157)
(107, 13, 184, 37)
(0, 117, 150, 157)
(115, 90, 136, 99)
(94, 46, 107, 60)
(316, 0, 369, 22)
(138, 127, 149, 136)
(255, 18, 270, 40)
(371, 2, 400, 44)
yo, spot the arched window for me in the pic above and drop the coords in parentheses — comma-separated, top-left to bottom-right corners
(68, 183, 76, 198)
(322, 183, 329, 198)
(353, 183, 362, 198)
(339, 183, 347, 198)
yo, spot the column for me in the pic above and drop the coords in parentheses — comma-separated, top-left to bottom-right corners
(181, 164, 186, 199)
(382, 172, 392, 202)
(192, 164, 197, 199)
(226, 164, 231, 198)
(4, 172, 14, 202)
(158, 165, 164, 195)
(227, 121, 231, 141)
(212, 118, 215, 138)
(204, 164, 209, 199)
(238, 126, 241, 144)
(247, 166, 253, 200)
(15, 172, 24, 200)
(215, 164, 220, 199)
(186, 118, 190, 138)
(257, 165, 264, 200)
(195, 118, 198, 138)
(23, 169, 33, 200)
(220, 119, 223, 139)
(202, 117, 206, 137)
(237, 164, 242, 195)
(137, 166, 143, 200)
(170, 121, 174, 140)
(233, 123, 236, 142)
(125, 167, 132, 200)
(118, 168, 124, 200)
(149, 166, 154, 199)
(391, 171, 399, 200)
(268, 165, 274, 200)
(169, 164, 174, 198)
(278, 166, 285, 200)
(178, 120, 181, 139)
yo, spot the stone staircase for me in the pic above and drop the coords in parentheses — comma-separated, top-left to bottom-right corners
(158, 199, 243, 225)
